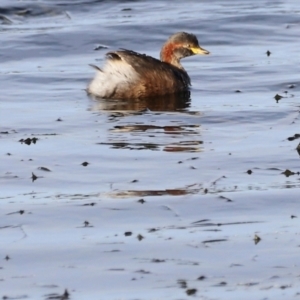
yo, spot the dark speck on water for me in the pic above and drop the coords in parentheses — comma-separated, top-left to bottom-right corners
(253, 234, 261, 245)
(38, 166, 51, 172)
(274, 94, 283, 102)
(19, 137, 38, 145)
(281, 169, 298, 177)
(31, 172, 38, 182)
(186, 288, 197, 296)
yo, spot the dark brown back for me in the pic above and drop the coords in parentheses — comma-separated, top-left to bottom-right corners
(109, 50, 191, 99)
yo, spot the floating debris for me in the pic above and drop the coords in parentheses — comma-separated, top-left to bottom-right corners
(31, 172, 38, 182)
(124, 231, 132, 236)
(82, 202, 96, 206)
(280, 285, 291, 290)
(186, 288, 197, 296)
(274, 94, 283, 102)
(191, 219, 210, 224)
(202, 239, 227, 244)
(291, 215, 297, 219)
(6, 210, 25, 215)
(137, 234, 144, 241)
(81, 221, 93, 228)
(254, 234, 261, 245)
(287, 134, 300, 141)
(219, 195, 233, 202)
(38, 167, 51, 172)
(45, 289, 70, 300)
(281, 169, 298, 177)
(81, 162, 89, 166)
(19, 137, 38, 145)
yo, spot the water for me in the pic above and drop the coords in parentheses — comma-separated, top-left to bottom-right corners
(1, 1, 300, 299)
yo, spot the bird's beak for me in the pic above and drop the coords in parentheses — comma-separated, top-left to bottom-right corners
(191, 46, 210, 55)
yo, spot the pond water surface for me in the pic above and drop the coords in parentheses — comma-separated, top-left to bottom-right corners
(1, 1, 300, 299)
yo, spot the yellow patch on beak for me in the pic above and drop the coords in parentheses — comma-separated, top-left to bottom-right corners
(190, 46, 210, 55)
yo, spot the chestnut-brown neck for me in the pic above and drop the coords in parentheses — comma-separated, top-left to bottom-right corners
(160, 42, 183, 69)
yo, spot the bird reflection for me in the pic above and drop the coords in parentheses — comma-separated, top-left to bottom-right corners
(88, 91, 191, 112)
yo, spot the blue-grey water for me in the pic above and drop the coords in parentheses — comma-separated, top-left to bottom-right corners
(1, 1, 300, 299)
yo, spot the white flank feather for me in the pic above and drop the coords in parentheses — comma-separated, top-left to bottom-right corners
(87, 58, 139, 98)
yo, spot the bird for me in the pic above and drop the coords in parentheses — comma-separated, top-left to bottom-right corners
(87, 32, 209, 100)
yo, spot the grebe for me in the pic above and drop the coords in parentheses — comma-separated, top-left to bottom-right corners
(87, 32, 209, 99)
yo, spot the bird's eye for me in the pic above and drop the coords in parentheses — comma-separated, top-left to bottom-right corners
(185, 44, 191, 48)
